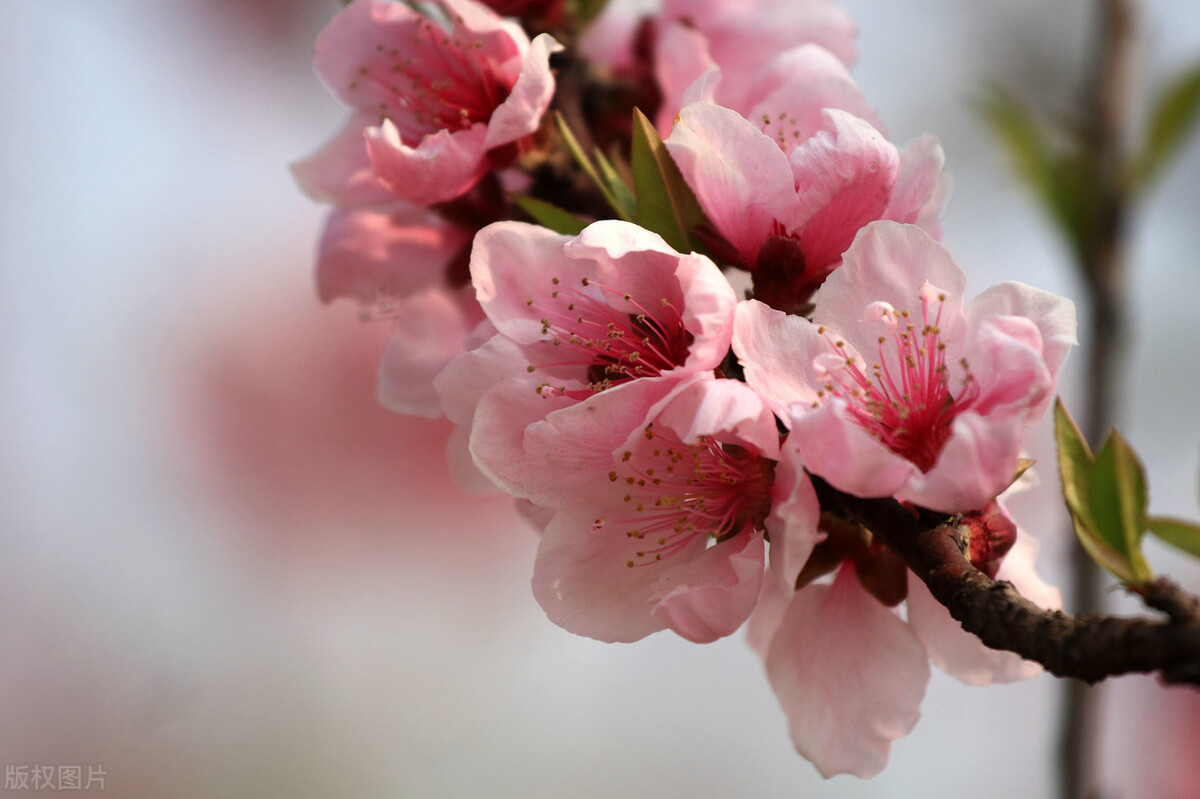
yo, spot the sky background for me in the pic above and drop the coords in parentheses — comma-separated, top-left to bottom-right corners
(2, 1, 1199, 796)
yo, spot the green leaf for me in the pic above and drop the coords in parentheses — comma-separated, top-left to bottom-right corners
(1055, 398, 1095, 523)
(629, 107, 707, 253)
(1131, 62, 1200, 191)
(1054, 399, 1148, 583)
(511, 194, 588, 235)
(978, 88, 1095, 260)
(554, 112, 633, 221)
(1146, 516, 1200, 559)
(1088, 433, 1153, 582)
(592, 147, 636, 221)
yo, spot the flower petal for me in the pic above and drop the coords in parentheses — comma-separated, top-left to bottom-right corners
(787, 109, 900, 275)
(651, 529, 765, 643)
(665, 103, 799, 268)
(764, 454, 823, 596)
(366, 121, 490, 205)
(732, 299, 823, 423)
(965, 281, 1077, 422)
(762, 565, 930, 778)
(533, 507, 762, 643)
(813, 221, 968, 353)
(484, 33, 563, 149)
(789, 398, 921, 500)
(290, 115, 397, 207)
(377, 286, 480, 417)
(883, 134, 947, 231)
(898, 411, 1024, 512)
(654, 22, 717, 133)
(314, 204, 466, 305)
(746, 45, 881, 143)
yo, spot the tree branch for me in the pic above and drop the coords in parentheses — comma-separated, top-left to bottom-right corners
(815, 482, 1200, 686)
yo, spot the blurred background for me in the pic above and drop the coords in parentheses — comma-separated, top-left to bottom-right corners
(2, 0, 1198, 796)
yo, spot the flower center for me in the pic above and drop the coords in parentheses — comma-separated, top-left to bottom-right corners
(595, 426, 772, 568)
(351, 16, 508, 139)
(527, 275, 693, 400)
(812, 284, 977, 472)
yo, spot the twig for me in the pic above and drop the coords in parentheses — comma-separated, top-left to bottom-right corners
(814, 482, 1200, 686)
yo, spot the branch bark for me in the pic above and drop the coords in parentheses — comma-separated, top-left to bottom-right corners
(815, 482, 1200, 686)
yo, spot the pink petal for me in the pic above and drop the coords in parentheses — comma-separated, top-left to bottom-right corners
(432, 333, 523, 426)
(965, 282, 1077, 421)
(883, 134, 947, 230)
(762, 565, 930, 778)
(313, 0, 412, 110)
(674, 252, 740, 371)
(290, 115, 397, 207)
(898, 411, 1025, 512)
(469, 221, 576, 344)
(763, 453, 823, 596)
(532, 508, 761, 643)
(444, 423, 501, 492)
(904, 571, 1040, 686)
(475, 374, 688, 505)
(746, 572, 789, 658)
(654, 22, 716, 133)
(467, 374, 581, 500)
(665, 103, 799, 267)
(484, 33, 563, 149)
(365, 120, 490, 205)
(789, 398, 920, 500)
(314, 204, 465, 305)
(745, 45, 881, 143)
(787, 109, 900, 275)
(441, 0, 530, 62)
(813, 221, 968, 355)
(376, 288, 475, 417)
(653, 376, 780, 458)
(731, 299, 823, 424)
(662, 0, 857, 115)
(651, 529, 765, 643)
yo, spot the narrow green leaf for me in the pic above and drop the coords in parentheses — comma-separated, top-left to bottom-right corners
(1146, 516, 1200, 559)
(629, 107, 707, 253)
(1132, 62, 1200, 190)
(511, 194, 588, 235)
(1055, 398, 1094, 523)
(1089, 434, 1154, 583)
(1055, 399, 1140, 583)
(592, 147, 636, 221)
(554, 111, 633, 221)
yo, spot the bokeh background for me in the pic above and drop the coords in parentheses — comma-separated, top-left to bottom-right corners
(2, 1, 1199, 796)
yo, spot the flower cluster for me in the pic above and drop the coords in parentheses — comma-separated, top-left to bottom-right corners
(295, 0, 1077, 778)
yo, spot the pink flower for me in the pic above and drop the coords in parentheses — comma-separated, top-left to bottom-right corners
(521, 375, 818, 643)
(313, 203, 471, 308)
(654, 0, 857, 129)
(305, 201, 479, 418)
(748, 513, 1060, 778)
(297, 0, 561, 207)
(436, 219, 739, 500)
(665, 54, 947, 309)
(734, 221, 1076, 512)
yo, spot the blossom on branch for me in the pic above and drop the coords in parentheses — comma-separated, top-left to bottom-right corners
(735, 220, 1076, 512)
(297, 0, 561, 207)
(665, 52, 947, 311)
(438, 219, 739, 498)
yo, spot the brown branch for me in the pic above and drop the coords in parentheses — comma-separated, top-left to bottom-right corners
(815, 482, 1200, 686)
